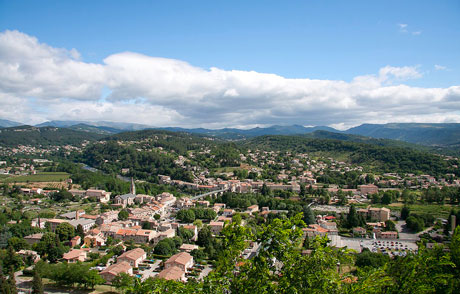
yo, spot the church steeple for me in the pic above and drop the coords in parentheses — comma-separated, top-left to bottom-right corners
(130, 177, 136, 195)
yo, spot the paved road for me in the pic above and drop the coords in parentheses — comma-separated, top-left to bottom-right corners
(191, 188, 229, 200)
(139, 260, 162, 281)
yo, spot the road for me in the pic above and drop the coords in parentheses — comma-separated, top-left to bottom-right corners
(191, 188, 229, 200)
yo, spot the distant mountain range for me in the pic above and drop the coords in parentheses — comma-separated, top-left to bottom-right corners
(158, 125, 337, 139)
(1, 119, 460, 147)
(0, 119, 24, 128)
(345, 123, 460, 146)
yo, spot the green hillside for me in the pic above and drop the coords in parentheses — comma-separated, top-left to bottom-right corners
(0, 125, 105, 147)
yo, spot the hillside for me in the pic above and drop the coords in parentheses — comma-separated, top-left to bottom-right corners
(159, 124, 337, 139)
(346, 123, 460, 146)
(0, 125, 105, 146)
(25, 120, 460, 147)
(243, 135, 458, 176)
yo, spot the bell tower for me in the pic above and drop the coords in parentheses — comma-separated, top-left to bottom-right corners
(130, 177, 136, 195)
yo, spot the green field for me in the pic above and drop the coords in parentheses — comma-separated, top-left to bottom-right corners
(356, 203, 454, 219)
(0, 172, 70, 183)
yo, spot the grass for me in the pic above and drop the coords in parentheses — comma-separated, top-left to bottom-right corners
(357, 202, 453, 219)
(40, 278, 120, 294)
(213, 166, 243, 173)
(0, 172, 69, 183)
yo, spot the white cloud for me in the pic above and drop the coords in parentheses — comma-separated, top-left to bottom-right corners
(397, 23, 421, 36)
(0, 30, 459, 129)
(434, 64, 447, 71)
(398, 23, 408, 32)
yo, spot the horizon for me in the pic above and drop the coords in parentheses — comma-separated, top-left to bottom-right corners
(1, 1, 459, 129)
(2, 118, 460, 132)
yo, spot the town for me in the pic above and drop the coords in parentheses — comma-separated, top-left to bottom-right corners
(0, 129, 459, 293)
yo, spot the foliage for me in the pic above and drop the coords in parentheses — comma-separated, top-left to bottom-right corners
(176, 208, 216, 223)
(32, 270, 44, 294)
(55, 222, 75, 242)
(0, 126, 104, 147)
(39, 262, 104, 289)
(177, 227, 194, 243)
(153, 238, 178, 256)
(118, 209, 129, 221)
(355, 249, 390, 268)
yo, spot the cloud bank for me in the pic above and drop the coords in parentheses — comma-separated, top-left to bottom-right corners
(0, 30, 459, 129)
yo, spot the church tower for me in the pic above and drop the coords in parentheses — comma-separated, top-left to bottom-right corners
(130, 177, 136, 195)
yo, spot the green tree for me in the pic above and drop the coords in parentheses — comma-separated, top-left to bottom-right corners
(303, 206, 315, 225)
(154, 238, 176, 256)
(384, 220, 396, 232)
(193, 219, 203, 228)
(31, 270, 44, 294)
(176, 209, 195, 223)
(400, 206, 410, 220)
(406, 215, 424, 232)
(8, 267, 17, 294)
(197, 226, 213, 248)
(177, 227, 194, 243)
(76, 224, 85, 241)
(7, 237, 29, 251)
(112, 272, 134, 294)
(232, 213, 242, 226)
(346, 204, 360, 228)
(260, 183, 270, 196)
(55, 222, 75, 243)
(450, 225, 460, 268)
(118, 209, 129, 221)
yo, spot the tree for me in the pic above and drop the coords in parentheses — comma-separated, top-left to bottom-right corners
(0, 247, 23, 271)
(76, 224, 85, 241)
(112, 272, 134, 294)
(261, 183, 270, 196)
(7, 237, 29, 251)
(154, 238, 176, 256)
(82, 270, 104, 289)
(197, 226, 213, 248)
(303, 206, 315, 225)
(299, 183, 306, 198)
(450, 225, 460, 268)
(0, 267, 11, 294)
(55, 222, 75, 243)
(154, 213, 161, 220)
(232, 213, 242, 226)
(118, 209, 129, 221)
(193, 219, 203, 228)
(401, 206, 410, 220)
(31, 270, 44, 294)
(8, 267, 17, 294)
(406, 216, 424, 232)
(346, 204, 360, 228)
(384, 220, 396, 232)
(381, 192, 392, 205)
(176, 209, 195, 223)
(177, 227, 194, 243)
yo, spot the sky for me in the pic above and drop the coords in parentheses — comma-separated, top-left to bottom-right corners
(0, 0, 459, 130)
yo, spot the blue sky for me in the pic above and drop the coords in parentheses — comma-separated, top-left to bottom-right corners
(0, 0, 459, 128)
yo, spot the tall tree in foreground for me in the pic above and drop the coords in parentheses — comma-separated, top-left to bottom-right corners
(8, 267, 17, 294)
(31, 270, 44, 294)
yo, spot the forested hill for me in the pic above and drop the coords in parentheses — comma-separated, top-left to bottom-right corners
(102, 129, 219, 155)
(0, 126, 105, 146)
(346, 123, 460, 146)
(243, 135, 458, 176)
